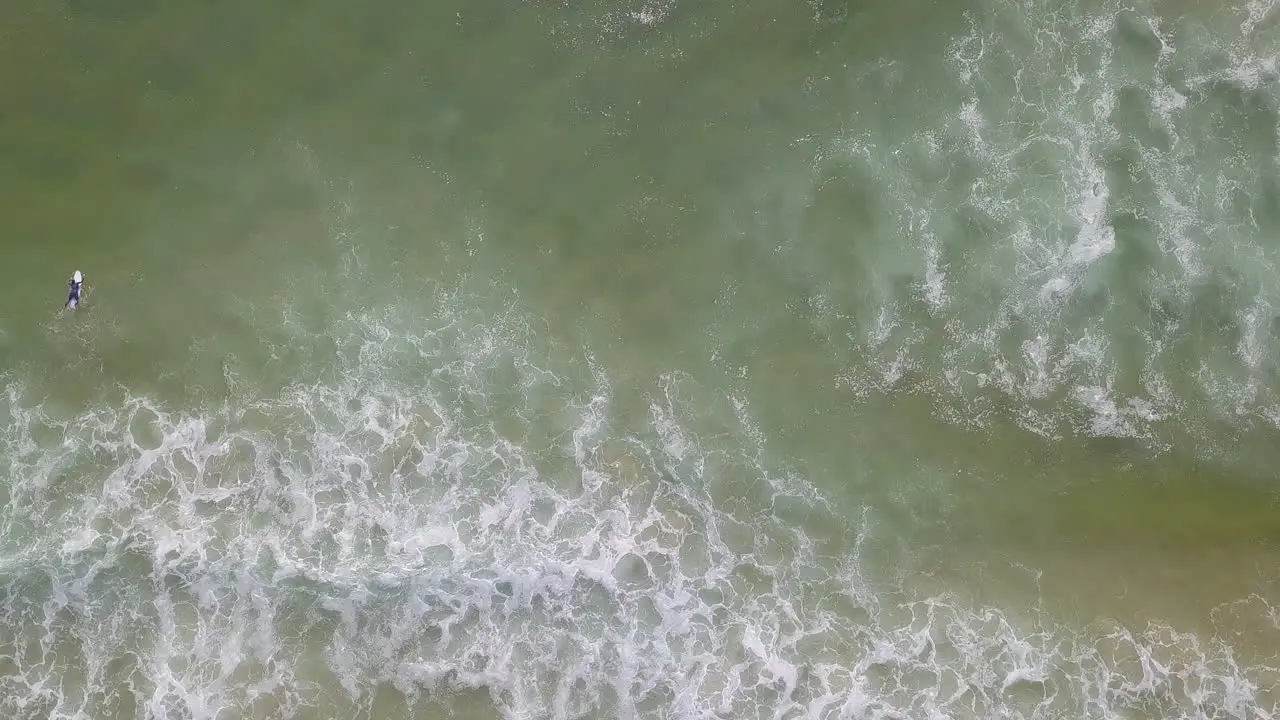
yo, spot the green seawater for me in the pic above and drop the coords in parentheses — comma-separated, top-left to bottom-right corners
(3, 0, 1280, 718)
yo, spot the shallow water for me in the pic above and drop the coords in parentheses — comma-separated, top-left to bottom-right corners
(4, 0, 1280, 718)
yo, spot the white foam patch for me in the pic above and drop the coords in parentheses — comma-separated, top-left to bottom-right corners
(1241, 0, 1280, 35)
(627, 0, 673, 28)
(1156, 187, 1204, 278)
(591, 0, 679, 41)
(785, 0, 1280, 451)
(921, 237, 949, 313)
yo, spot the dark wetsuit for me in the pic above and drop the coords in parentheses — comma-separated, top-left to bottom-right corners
(66, 279, 83, 309)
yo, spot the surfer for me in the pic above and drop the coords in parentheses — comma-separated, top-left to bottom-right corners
(65, 270, 84, 310)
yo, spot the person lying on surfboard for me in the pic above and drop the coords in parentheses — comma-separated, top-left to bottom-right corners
(66, 270, 84, 310)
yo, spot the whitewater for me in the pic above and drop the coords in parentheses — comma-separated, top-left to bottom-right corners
(4, 0, 1280, 718)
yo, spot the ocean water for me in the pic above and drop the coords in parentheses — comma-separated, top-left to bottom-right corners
(4, 0, 1280, 717)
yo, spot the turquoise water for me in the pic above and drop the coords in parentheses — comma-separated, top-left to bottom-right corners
(4, 0, 1280, 717)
